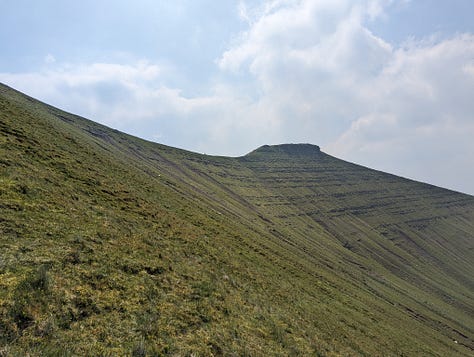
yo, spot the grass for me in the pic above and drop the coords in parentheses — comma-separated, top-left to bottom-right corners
(1, 82, 474, 356)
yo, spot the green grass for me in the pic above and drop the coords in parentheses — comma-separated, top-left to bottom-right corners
(1, 82, 473, 356)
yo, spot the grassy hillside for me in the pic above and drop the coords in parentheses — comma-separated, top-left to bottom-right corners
(1, 82, 473, 356)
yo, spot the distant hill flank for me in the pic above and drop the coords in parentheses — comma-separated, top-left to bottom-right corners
(1, 82, 473, 356)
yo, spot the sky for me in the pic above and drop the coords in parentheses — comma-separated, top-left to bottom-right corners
(1, 0, 474, 195)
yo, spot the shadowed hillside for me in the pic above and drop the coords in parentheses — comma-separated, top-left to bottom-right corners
(1, 83, 473, 356)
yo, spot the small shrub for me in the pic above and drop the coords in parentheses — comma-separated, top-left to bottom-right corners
(132, 338, 147, 357)
(0, 318, 18, 343)
(191, 280, 215, 300)
(31, 264, 51, 291)
(135, 311, 159, 338)
(10, 264, 52, 331)
(270, 320, 286, 346)
(66, 250, 81, 264)
(34, 316, 56, 337)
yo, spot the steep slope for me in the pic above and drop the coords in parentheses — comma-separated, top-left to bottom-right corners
(1, 83, 473, 356)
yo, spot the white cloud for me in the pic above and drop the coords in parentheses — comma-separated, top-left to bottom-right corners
(326, 34, 474, 193)
(1, 61, 164, 124)
(217, 0, 474, 194)
(0, 60, 283, 156)
(238, 1, 251, 24)
(44, 54, 56, 64)
(218, 0, 396, 146)
(464, 63, 474, 77)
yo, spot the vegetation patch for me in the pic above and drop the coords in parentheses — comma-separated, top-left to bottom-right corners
(1, 83, 473, 355)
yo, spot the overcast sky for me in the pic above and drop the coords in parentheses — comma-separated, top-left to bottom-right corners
(1, 0, 474, 195)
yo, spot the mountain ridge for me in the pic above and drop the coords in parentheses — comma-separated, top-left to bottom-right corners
(1, 82, 473, 356)
(245, 143, 321, 157)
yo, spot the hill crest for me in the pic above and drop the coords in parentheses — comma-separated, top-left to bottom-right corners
(245, 143, 321, 158)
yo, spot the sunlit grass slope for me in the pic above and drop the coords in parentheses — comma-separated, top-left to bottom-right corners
(1, 83, 473, 356)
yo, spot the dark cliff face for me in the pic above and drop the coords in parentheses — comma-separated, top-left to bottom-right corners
(1, 82, 474, 356)
(243, 143, 321, 160)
